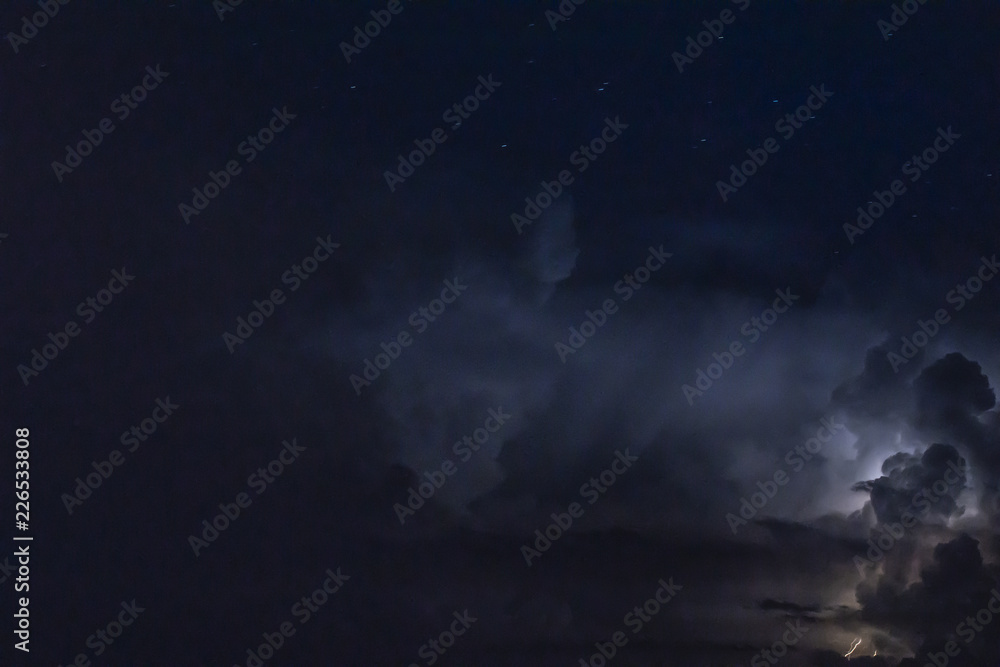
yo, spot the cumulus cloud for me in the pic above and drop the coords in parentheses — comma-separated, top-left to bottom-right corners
(264, 152, 1000, 663)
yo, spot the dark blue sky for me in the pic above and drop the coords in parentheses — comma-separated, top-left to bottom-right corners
(2, 1, 999, 665)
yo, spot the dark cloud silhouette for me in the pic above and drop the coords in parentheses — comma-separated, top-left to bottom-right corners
(759, 599, 821, 614)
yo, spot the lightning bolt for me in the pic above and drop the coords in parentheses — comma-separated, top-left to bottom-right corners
(844, 637, 862, 658)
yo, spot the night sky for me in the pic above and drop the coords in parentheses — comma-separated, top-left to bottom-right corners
(3, 1, 1000, 665)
